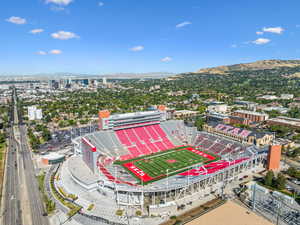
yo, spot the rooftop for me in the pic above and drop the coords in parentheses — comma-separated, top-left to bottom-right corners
(68, 156, 99, 185)
(42, 152, 65, 160)
(110, 110, 161, 120)
(234, 110, 268, 117)
(268, 116, 300, 126)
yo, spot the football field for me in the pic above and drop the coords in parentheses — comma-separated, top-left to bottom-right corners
(117, 146, 218, 184)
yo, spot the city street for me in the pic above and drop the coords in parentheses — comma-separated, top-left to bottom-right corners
(1, 89, 49, 225)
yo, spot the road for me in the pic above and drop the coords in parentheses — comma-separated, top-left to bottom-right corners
(2, 126, 22, 225)
(18, 124, 49, 225)
(2, 88, 49, 225)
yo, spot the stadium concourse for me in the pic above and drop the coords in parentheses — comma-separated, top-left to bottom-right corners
(59, 109, 269, 220)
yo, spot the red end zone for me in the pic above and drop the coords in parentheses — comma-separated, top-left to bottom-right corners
(122, 162, 154, 182)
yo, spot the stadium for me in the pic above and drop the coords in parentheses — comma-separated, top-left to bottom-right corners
(66, 107, 270, 216)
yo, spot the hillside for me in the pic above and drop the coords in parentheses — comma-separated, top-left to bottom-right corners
(196, 59, 300, 75)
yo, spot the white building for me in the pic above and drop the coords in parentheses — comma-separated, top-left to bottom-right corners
(36, 109, 43, 120)
(28, 106, 43, 120)
(28, 106, 36, 120)
(207, 104, 228, 113)
(257, 95, 278, 100)
(280, 94, 294, 100)
(102, 77, 107, 85)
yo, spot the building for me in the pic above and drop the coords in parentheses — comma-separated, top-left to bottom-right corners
(262, 106, 288, 114)
(35, 109, 43, 120)
(49, 80, 59, 89)
(207, 112, 251, 126)
(82, 79, 89, 86)
(41, 153, 65, 165)
(228, 115, 251, 126)
(98, 108, 167, 130)
(206, 112, 230, 124)
(257, 95, 278, 100)
(207, 104, 228, 113)
(204, 122, 274, 146)
(267, 116, 300, 129)
(28, 106, 36, 120)
(28, 106, 43, 120)
(267, 145, 281, 171)
(69, 109, 268, 214)
(234, 100, 258, 110)
(288, 102, 300, 108)
(172, 110, 198, 119)
(280, 94, 294, 100)
(232, 110, 269, 123)
(275, 138, 295, 149)
(102, 77, 107, 85)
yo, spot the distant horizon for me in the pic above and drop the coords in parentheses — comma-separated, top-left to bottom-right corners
(1, 57, 300, 76)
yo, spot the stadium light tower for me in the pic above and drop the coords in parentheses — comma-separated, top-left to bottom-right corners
(165, 169, 169, 203)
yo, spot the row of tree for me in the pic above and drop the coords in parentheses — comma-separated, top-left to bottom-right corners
(264, 171, 286, 190)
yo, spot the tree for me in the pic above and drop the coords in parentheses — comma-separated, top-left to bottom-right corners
(275, 173, 286, 190)
(264, 170, 274, 186)
(287, 166, 300, 179)
(195, 117, 205, 131)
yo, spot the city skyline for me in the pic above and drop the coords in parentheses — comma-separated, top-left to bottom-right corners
(2, 0, 300, 74)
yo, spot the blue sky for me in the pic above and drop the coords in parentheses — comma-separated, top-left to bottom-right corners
(2, 0, 300, 74)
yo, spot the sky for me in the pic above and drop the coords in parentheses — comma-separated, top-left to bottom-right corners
(2, 0, 300, 75)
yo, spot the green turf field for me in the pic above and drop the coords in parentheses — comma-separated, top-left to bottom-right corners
(115, 146, 218, 184)
(133, 148, 207, 177)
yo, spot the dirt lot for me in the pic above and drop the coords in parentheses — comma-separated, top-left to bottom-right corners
(186, 201, 273, 225)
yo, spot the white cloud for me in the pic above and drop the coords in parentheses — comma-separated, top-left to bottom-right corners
(46, 0, 73, 5)
(30, 29, 44, 34)
(6, 16, 26, 25)
(252, 38, 271, 45)
(231, 44, 237, 48)
(161, 57, 172, 62)
(98, 2, 104, 6)
(51, 31, 79, 40)
(256, 31, 264, 35)
(49, 49, 62, 54)
(130, 45, 144, 52)
(176, 21, 192, 28)
(262, 27, 284, 34)
(50, 6, 66, 11)
(36, 51, 47, 55)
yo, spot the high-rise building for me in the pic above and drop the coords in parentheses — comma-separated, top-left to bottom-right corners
(49, 80, 59, 89)
(102, 77, 107, 85)
(28, 106, 36, 120)
(36, 109, 43, 120)
(28, 106, 43, 120)
(82, 79, 89, 86)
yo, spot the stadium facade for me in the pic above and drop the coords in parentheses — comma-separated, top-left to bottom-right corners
(70, 109, 271, 214)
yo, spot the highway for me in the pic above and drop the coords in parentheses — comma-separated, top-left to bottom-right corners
(19, 124, 49, 225)
(2, 88, 49, 225)
(2, 126, 22, 225)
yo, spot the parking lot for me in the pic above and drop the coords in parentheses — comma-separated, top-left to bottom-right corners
(38, 124, 98, 152)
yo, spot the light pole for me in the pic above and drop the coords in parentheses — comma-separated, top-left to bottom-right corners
(165, 169, 169, 203)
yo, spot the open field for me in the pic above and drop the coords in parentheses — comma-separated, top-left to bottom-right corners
(186, 201, 273, 225)
(117, 146, 218, 184)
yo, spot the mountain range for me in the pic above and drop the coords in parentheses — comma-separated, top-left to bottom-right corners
(195, 59, 300, 76)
